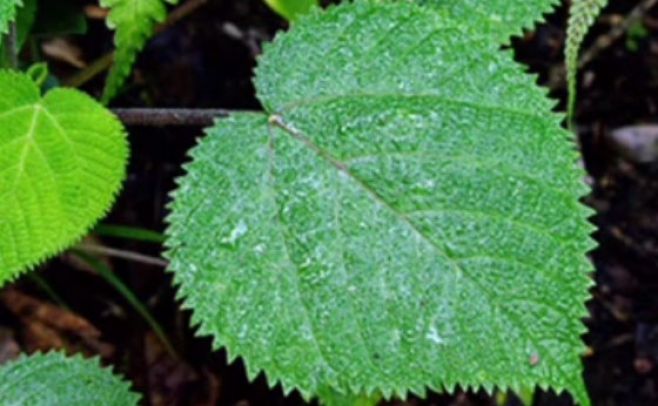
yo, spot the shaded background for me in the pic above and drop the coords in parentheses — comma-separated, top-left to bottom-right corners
(1, 0, 658, 404)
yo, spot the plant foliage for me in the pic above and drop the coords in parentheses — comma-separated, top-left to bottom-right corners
(0, 352, 140, 405)
(0, 0, 20, 34)
(0, 0, 35, 68)
(566, 0, 608, 119)
(415, 0, 559, 41)
(166, 1, 595, 404)
(100, 0, 179, 103)
(264, 0, 319, 21)
(0, 70, 128, 286)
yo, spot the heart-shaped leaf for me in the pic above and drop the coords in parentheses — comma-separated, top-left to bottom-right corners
(166, 1, 594, 404)
(0, 70, 128, 285)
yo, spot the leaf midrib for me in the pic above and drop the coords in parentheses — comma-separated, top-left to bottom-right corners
(11, 106, 40, 191)
(3, 103, 82, 231)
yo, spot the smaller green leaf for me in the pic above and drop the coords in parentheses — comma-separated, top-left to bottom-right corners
(566, 0, 607, 121)
(0, 70, 129, 285)
(264, 0, 319, 22)
(0, 0, 21, 35)
(0, 352, 140, 405)
(100, 0, 179, 104)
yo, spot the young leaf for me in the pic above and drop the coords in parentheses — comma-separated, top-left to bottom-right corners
(166, 1, 594, 404)
(0, 0, 21, 34)
(100, 0, 179, 104)
(566, 0, 607, 120)
(0, 352, 140, 405)
(415, 0, 560, 42)
(263, 0, 319, 22)
(0, 70, 128, 285)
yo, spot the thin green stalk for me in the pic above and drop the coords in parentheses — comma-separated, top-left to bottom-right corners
(93, 224, 166, 244)
(72, 249, 178, 359)
(28, 273, 70, 310)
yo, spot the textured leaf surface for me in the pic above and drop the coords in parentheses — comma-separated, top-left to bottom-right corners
(415, 0, 559, 41)
(0, 70, 128, 285)
(0, 352, 140, 405)
(100, 0, 179, 103)
(0, 0, 21, 34)
(166, 1, 594, 404)
(566, 0, 607, 119)
(264, 0, 319, 21)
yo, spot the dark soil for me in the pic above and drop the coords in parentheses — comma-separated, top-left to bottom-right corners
(2, 1, 658, 405)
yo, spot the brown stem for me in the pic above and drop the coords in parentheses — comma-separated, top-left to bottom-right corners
(112, 108, 249, 126)
(76, 243, 168, 267)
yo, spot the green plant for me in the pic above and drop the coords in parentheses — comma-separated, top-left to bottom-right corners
(416, 0, 559, 40)
(0, 0, 162, 399)
(0, 69, 128, 285)
(0, 0, 20, 34)
(566, 0, 608, 120)
(0, 0, 603, 404)
(264, 0, 320, 21)
(100, 0, 179, 103)
(0, 352, 139, 405)
(166, 1, 594, 405)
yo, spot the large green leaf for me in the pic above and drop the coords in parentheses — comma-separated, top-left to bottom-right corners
(0, 352, 140, 405)
(0, 0, 21, 34)
(166, 1, 594, 404)
(415, 0, 560, 41)
(0, 70, 128, 285)
(100, 0, 179, 103)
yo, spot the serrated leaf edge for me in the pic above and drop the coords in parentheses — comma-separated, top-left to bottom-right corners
(0, 70, 129, 287)
(1, 350, 141, 404)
